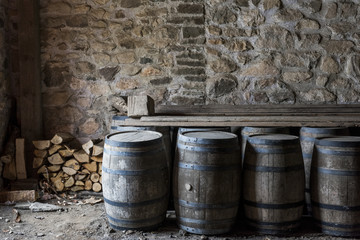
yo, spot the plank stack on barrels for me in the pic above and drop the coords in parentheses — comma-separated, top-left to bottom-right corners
(32, 133, 103, 193)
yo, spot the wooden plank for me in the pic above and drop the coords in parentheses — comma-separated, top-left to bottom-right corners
(128, 95, 155, 117)
(156, 104, 360, 115)
(119, 118, 359, 127)
(18, 0, 43, 177)
(15, 138, 27, 179)
(0, 190, 37, 203)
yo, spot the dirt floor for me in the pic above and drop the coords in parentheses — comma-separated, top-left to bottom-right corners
(0, 192, 357, 240)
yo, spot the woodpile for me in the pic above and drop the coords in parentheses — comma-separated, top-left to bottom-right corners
(33, 133, 103, 193)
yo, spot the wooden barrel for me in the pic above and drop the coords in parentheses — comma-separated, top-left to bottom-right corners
(173, 131, 241, 235)
(311, 137, 360, 237)
(110, 126, 172, 176)
(102, 131, 169, 230)
(243, 134, 304, 234)
(240, 127, 290, 162)
(299, 127, 349, 215)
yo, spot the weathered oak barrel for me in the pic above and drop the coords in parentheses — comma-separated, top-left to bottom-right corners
(300, 127, 349, 215)
(240, 127, 290, 161)
(173, 131, 241, 235)
(311, 137, 360, 237)
(102, 131, 169, 230)
(243, 134, 304, 234)
(110, 125, 172, 173)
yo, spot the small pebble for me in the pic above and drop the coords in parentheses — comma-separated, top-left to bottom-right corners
(36, 233, 45, 237)
(5, 218, 10, 223)
(35, 216, 45, 220)
(0, 217, 3, 220)
(82, 214, 86, 217)
(200, 235, 208, 240)
(178, 229, 187, 236)
(109, 229, 116, 234)
(126, 230, 135, 235)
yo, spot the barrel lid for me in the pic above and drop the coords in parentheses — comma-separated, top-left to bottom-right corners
(178, 127, 230, 133)
(105, 130, 163, 147)
(300, 127, 348, 134)
(315, 136, 360, 147)
(248, 134, 299, 145)
(184, 131, 236, 139)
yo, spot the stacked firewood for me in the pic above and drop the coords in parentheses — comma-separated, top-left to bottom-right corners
(33, 133, 103, 193)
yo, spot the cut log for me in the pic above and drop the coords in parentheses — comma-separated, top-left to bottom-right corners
(50, 132, 74, 145)
(58, 145, 75, 157)
(75, 180, 85, 186)
(81, 169, 90, 175)
(92, 141, 104, 156)
(127, 95, 155, 117)
(71, 186, 84, 192)
(48, 165, 61, 172)
(42, 172, 57, 180)
(83, 161, 97, 172)
(50, 171, 64, 183)
(32, 140, 51, 150)
(73, 150, 89, 163)
(91, 156, 102, 163)
(90, 173, 100, 183)
(15, 138, 27, 179)
(0, 155, 12, 164)
(75, 173, 87, 181)
(92, 182, 102, 192)
(53, 179, 64, 192)
(48, 153, 64, 165)
(34, 149, 47, 158)
(62, 166, 77, 176)
(64, 177, 75, 188)
(98, 163, 102, 176)
(99, 176, 102, 184)
(63, 159, 80, 171)
(48, 144, 63, 155)
(82, 140, 93, 155)
(37, 165, 47, 174)
(33, 157, 44, 169)
(84, 180, 92, 191)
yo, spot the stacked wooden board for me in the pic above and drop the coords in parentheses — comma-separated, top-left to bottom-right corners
(33, 133, 103, 193)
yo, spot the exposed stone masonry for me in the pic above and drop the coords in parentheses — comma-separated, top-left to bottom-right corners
(39, 0, 360, 140)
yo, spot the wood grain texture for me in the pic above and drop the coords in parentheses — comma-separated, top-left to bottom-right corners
(243, 134, 305, 234)
(299, 127, 350, 215)
(173, 131, 241, 235)
(311, 137, 360, 237)
(18, 0, 42, 177)
(102, 132, 169, 230)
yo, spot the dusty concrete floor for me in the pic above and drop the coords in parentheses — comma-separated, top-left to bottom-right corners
(0, 194, 357, 240)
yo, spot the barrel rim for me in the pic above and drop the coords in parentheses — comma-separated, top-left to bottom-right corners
(178, 130, 238, 145)
(105, 130, 163, 147)
(178, 127, 231, 134)
(242, 126, 289, 133)
(247, 134, 299, 145)
(300, 127, 349, 134)
(315, 136, 360, 147)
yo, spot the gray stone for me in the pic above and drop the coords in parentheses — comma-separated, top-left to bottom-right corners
(320, 56, 340, 74)
(66, 15, 88, 28)
(209, 56, 237, 73)
(296, 19, 320, 30)
(43, 63, 69, 87)
(328, 22, 355, 36)
(235, 0, 249, 7)
(238, 9, 264, 27)
(257, 25, 294, 49)
(177, 4, 204, 14)
(322, 40, 354, 55)
(207, 25, 222, 35)
(99, 67, 119, 81)
(29, 202, 63, 212)
(183, 27, 205, 38)
(277, 53, 306, 68)
(345, 55, 360, 77)
(340, 3, 357, 18)
(252, 91, 269, 103)
(207, 75, 238, 97)
(325, 3, 337, 19)
(150, 77, 172, 85)
(282, 71, 312, 84)
(299, 34, 321, 49)
(299, 89, 336, 103)
(226, 40, 253, 52)
(300, 0, 322, 13)
(213, 7, 237, 24)
(120, 65, 142, 76)
(242, 60, 279, 77)
(120, 0, 142, 8)
(273, 8, 303, 22)
(263, 0, 281, 10)
(268, 87, 295, 104)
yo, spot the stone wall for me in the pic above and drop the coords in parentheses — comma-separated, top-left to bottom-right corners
(40, 0, 360, 140)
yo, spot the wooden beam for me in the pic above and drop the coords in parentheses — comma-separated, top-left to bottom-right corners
(15, 138, 27, 179)
(18, 0, 43, 177)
